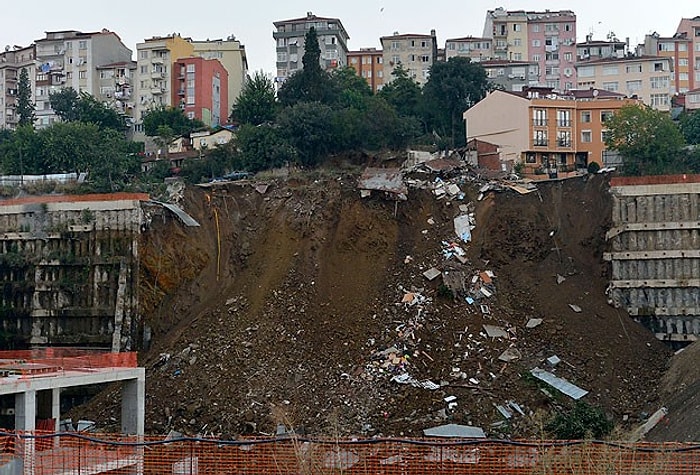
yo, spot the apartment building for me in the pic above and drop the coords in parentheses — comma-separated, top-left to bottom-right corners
(675, 17, 700, 91)
(0, 45, 36, 129)
(95, 61, 136, 122)
(642, 33, 692, 93)
(33, 29, 132, 128)
(576, 55, 674, 111)
(463, 87, 637, 175)
(273, 12, 350, 85)
(483, 8, 577, 91)
(347, 48, 384, 92)
(480, 59, 540, 91)
(191, 36, 248, 115)
(577, 37, 627, 62)
(445, 36, 493, 62)
(134, 34, 194, 132)
(380, 31, 438, 86)
(173, 57, 228, 128)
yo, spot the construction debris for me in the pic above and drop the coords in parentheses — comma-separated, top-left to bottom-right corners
(526, 318, 543, 329)
(423, 424, 486, 439)
(530, 368, 589, 400)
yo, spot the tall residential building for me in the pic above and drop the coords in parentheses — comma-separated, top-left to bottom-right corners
(33, 30, 133, 128)
(483, 8, 577, 91)
(576, 55, 674, 111)
(134, 34, 194, 133)
(380, 31, 438, 86)
(95, 61, 137, 123)
(576, 37, 627, 62)
(273, 12, 350, 86)
(347, 48, 384, 92)
(642, 32, 692, 93)
(0, 45, 36, 130)
(444, 37, 493, 62)
(173, 57, 228, 128)
(191, 36, 248, 117)
(675, 17, 700, 91)
(480, 59, 540, 91)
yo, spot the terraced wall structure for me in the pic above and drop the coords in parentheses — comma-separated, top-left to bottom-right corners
(605, 175, 700, 344)
(0, 193, 148, 350)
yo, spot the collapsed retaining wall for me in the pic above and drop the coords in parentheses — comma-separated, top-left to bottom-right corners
(605, 175, 700, 343)
(0, 193, 147, 350)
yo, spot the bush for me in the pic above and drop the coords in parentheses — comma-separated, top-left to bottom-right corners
(587, 162, 601, 174)
(546, 401, 613, 439)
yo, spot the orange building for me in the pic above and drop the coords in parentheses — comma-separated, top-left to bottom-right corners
(464, 86, 639, 178)
(347, 48, 384, 92)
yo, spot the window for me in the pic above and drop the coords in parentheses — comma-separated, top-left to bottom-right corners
(421, 40, 428, 48)
(366, 70, 372, 78)
(377, 57, 383, 64)
(513, 24, 522, 32)
(601, 110, 614, 122)
(679, 58, 689, 66)
(140, 65, 147, 74)
(626, 63, 642, 73)
(409, 54, 415, 62)
(350, 57, 358, 64)
(448, 42, 456, 50)
(377, 71, 383, 78)
(557, 130, 572, 147)
(679, 43, 688, 52)
(532, 25, 540, 33)
(602, 65, 618, 75)
(650, 93, 669, 107)
(534, 129, 548, 146)
(187, 95, 195, 105)
(545, 23, 557, 32)
(680, 72, 689, 81)
(650, 76, 669, 89)
(513, 38, 522, 47)
(186, 64, 195, 72)
(533, 54, 541, 62)
(564, 52, 573, 62)
(513, 53, 522, 61)
(565, 23, 572, 32)
(276, 51, 287, 62)
(99, 70, 114, 79)
(653, 62, 666, 72)
(626, 80, 642, 91)
(578, 66, 594, 78)
(139, 51, 148, 59)
(391, 55, 400, 64)
(78, 40, 87, 50)
(556, 109, 571, 127)
(78, 70, 87, 79)
(581, 130, 592, 143)
(603, 81, 619, 91)
(659, 42, 674, 52)
(391, 41, 399, 50)
(187, 112, 195, 120)
(532, 39, 541, 47)
(526, 152, 536, 163)
(545, 52, 559, 61)
(533, 109, 547, 126)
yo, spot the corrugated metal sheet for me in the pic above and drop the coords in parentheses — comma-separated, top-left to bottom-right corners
(530, 368, 588, 400)
(357, 168, 407, 197)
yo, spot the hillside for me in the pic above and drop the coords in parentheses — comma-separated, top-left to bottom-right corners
(84, 167, 672, 439)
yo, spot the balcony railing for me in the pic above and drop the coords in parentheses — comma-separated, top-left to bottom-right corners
(532, 119, 548, 126)
(533, 139, 548, 147)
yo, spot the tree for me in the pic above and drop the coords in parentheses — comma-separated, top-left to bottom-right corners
(329, 67, 372, 109)
(603, 104, 686, 175)
(378, 64, 422, 119)
(277, 27, 335, 106)
(230, 71, 277, 125)
(16, 68, 35, 127)
(277, 101, 334, 166)
(49, 89, 125, 130)
(422, 57, 489, 147)
(546, 402, 613, 439)
(234, 124, 296, 172)
(142, 106, 204, 137)
(679, 110, 700, 144)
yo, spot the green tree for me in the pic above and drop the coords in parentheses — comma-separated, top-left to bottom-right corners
(277, 27, 335, 106)
(603, 104, 686, 175)
(546, 402, 613, 439)
(329, 67, 372, 109)
(422, 57, 489, 147)
(142, 106, 204, 137)
(49, 89, 125, 130)
(230, 71, 277, 125)
(378, 64, 422, 119)
(277, 101, 334, 166)
(679, 110, 700, 144)
(234, 124, 296, 172)
(16, 68, 35, 127)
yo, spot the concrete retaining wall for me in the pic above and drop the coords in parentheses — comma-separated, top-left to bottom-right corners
(606, 176, 700, 344)
(0, 194, 146, 350)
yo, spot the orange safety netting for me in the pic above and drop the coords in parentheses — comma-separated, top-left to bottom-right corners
(1, 431, 699, 475)
(0, 349, 137, 377)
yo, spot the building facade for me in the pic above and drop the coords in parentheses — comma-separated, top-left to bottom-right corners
(576, 55, 674, 111)
(273, 12, 350, 86)
(380, 31, 438, 86)
(173, 57, 228, 128)
(480, 59, 540, 91)
(0, 45, 36, 130)
(191, 36, 248, 117)
(134, 34, 194, 133)
(642, 33, 692, 93)
(483, 8, 577, 91)
(675, 17, 700, 91)
(444, 37, 493, 62)
(347, 48, 384, 92)
(34, 29, 132, 128)
(463, 87, 637, 175)
(95, 61, 137, 124)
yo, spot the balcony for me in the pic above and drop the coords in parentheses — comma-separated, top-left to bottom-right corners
(177, 89, 185, 96)
(151, 71, 165, 79)
(150, 87, 165, 95)
(533, 140, 548, 147)
(557, 139, 572, 147)
(151, 56, 165, 64)
(532, 119, 548, 126)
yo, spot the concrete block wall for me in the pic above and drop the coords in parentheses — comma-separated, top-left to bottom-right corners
(0, 194, 146, 350)
(606, 176, 700, 344)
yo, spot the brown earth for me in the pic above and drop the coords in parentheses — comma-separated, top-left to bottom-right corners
(82, 167, 675, 439)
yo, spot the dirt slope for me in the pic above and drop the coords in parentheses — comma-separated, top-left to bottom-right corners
(83, 168, 672, 438)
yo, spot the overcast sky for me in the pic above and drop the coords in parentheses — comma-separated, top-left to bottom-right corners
(2, 1, 698, 75)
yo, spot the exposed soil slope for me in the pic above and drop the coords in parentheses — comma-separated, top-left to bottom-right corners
(84, 169, 672, 439)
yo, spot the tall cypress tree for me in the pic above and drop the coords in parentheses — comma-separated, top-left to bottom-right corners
(278, 27, 335, 106)
(17, 68, 36, 127)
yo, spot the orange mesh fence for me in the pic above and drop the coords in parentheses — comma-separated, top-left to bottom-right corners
(0, 349, 137, 378)
(1, 431, 700, 475)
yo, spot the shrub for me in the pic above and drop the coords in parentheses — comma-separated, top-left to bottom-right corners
(546, 401, 613, 439)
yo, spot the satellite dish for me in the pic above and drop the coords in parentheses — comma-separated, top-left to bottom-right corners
(593, 89, 599, 97)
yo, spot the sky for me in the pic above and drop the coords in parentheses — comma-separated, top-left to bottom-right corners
(2, 0, 699, 76)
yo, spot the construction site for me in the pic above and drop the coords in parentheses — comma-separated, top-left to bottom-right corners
(0, 163, 699, 473)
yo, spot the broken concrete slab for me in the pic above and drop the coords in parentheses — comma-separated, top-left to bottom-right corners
(453, 214, 473, 242)
(498, 347, 522, 362)
(483, 324, 508, 338)
(546, 355, 561, 366)
(423, 423, 486, 439)
(630, 407, 668, 441)
(357, 168, 407, 200)
(526, 318, 543, 329)
(495, 405, 513, 419)
(556, 274, 566, 284)
(391, 373, 440, 390)
(569, 304, 582, 313)
(423, 267, 441, 281)
(530, 367, 589, 400)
